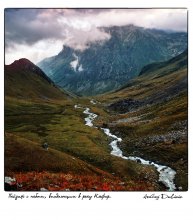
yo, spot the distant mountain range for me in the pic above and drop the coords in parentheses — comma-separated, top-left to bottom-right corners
(37, 25, 187, 96)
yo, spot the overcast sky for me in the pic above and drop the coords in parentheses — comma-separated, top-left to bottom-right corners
(5, 8, 187, 64)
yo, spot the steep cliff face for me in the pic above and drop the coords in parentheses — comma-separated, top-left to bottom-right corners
(38, 25, 187, 96)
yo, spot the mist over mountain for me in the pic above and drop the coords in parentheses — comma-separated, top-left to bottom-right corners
(37, 25, 187, 96)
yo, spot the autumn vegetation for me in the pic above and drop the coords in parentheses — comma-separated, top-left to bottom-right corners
(6, 171, 157, 191)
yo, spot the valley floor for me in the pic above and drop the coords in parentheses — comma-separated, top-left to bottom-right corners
(5, 93, 187, 191)
(5, 97, 167, 191)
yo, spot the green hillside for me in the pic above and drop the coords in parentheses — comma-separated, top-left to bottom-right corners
(97, 49, 188, 190)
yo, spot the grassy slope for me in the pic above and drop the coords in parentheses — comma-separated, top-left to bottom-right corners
(96, 50, 188, 190)
(5, 59, 70, 101)
(99, 50, 187, 103)
(5, 98, 159, 185)
(5, 60, 160, 191)
(5, 132, 112, 176)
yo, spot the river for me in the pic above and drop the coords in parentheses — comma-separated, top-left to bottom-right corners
(74, 104, 176, 191)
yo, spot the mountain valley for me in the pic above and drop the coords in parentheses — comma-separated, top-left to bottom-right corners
(5, 30, 188, 191)
(5, 59, 162, 191)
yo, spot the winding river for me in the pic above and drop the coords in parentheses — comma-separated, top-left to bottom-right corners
(74, 104, 176, 191)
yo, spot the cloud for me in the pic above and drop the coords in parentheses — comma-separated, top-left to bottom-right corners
(62, 26, 111, 51)
(5, 9, 65, 45)
(5, 8, 187, 64)
(5, 39, 64, 65)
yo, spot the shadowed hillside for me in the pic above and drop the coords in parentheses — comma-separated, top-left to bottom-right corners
(5, 58, 69, 101)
